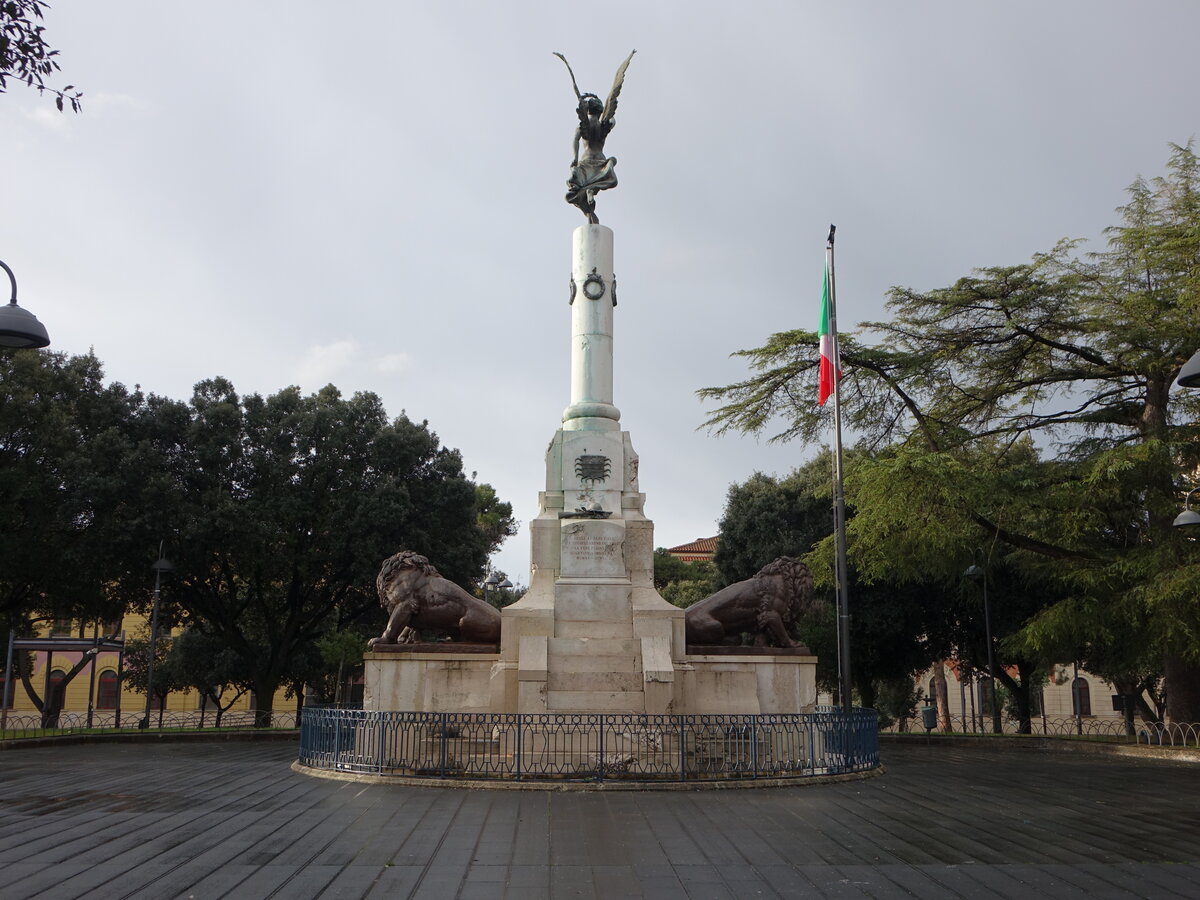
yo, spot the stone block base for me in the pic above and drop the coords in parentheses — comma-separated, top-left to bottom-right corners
(676, 653, 817, 714)
(363, 651, 499, 713)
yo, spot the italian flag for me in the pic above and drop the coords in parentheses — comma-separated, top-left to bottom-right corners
(817, 261, 837, 407)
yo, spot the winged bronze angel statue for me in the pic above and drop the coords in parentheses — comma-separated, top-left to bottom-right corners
(554, 50, 635, 223)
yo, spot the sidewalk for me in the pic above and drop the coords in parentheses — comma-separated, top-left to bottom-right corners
(0, 740, 1196, 898)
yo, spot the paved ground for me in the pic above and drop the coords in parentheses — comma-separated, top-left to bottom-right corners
(0, 739, 1197, 899)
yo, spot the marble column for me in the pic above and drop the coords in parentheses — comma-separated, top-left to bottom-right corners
(562, 224, 620, 431)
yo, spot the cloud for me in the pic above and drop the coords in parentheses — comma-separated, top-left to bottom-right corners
(294, 340, 358, 385)
(375, 353, 412, 375)
(91, 91, 151, 114)
(24, 106, 72, 132)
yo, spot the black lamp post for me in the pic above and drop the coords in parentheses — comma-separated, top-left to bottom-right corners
(964, 553, 1001, 734)
(0, 260, 51, 349)
(482, 572, 512, 606)
(140, 543, 174, 729)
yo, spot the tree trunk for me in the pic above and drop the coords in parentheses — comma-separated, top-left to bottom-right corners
(856, 678, 877, 712)
(1164, 655, 1200, 723)
(931, 665, 951, 731)
(253, 676, 278, 728)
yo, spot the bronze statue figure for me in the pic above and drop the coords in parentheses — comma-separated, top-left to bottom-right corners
(554, 50, 635, 223)
(685, 558, 820, 649)
(368, 550, 501, 647)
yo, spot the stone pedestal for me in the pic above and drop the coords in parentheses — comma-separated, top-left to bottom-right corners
(494, 223, 685, 715)
(364, 650, 500, 714)
(676, 651, 818, 714)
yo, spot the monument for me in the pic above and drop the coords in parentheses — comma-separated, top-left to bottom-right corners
(363, 53, 818, 719)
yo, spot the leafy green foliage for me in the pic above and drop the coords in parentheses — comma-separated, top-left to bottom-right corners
(0, 1, 81, 110)
(0, 350, 164, 630)
(713, 454, 949, 704)
(700, 143, 1200, 720)
(152, 379, 513, 724)
(651, 548, 718, 609)
(713, 462, 834, 586)
(0, 352, 516, 724)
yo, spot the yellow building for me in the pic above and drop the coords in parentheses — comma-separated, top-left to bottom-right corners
(1, 612, 293, 727)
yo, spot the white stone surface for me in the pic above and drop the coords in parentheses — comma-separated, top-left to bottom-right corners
(563, 224, 619, 429)
(559, 519, 626, 579)
(676, 654, 818, 715)
(363, 652, 495, 714)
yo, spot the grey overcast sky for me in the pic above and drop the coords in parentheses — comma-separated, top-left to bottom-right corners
(4, 1, 1198, 584)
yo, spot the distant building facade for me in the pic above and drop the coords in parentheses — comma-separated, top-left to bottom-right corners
(1, 612, 290, 724)
(666, 536, 718, 563)
(913, 660, 1131, 728)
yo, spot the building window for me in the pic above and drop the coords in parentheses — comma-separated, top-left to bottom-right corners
(97, 671, 120, 709)
(51, 618, 73, 636)
(1071, 677, 1091, 716)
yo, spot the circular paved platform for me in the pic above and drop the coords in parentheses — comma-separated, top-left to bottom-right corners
(0, 739, 1197, 898)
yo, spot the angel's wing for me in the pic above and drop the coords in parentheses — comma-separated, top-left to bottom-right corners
(601, 50, 636, 123)
(553, 52, 582, 100)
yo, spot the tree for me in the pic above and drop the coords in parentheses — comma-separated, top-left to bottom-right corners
(474, 482, 517, 557)
(162, 627, 251, 726)
(121, 633, 184, 727)
(714, 455, 946, 710)
(700, 143, 1200, 720)
(313, 628, 367, 706)
(713, 456, 836, 584)
(0, 1, 82, 111)
(1, 350, 163, 632)
(651, 549, 718, 609)
(154, 380, 514, 726)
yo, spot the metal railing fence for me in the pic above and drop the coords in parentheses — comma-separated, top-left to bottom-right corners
(297, 708, 880, 783)
(883, 712, 1200, 747)
(0, 709, 300, 740)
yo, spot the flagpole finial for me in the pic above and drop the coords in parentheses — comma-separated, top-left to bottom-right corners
(827, 224, 836, 247)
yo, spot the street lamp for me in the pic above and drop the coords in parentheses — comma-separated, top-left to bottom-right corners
(140, 543, 174, 729)
(0, 260, 51, 348)
(964, 552, 1001, 734)
(481, 572, 512, 606)
(1177, 349, 1200, 388)
(1173, 487, 1200, 529)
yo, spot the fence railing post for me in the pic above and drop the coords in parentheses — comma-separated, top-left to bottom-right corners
(439, 712, 448, 775)
(597, 714, 605, 783)
(377, 711, 386, 774)
(678, 716, 687, 782)
(515, 715, 523, 780)
(751, 717, 759, 779)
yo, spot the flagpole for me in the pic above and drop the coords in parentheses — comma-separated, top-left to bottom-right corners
(826, 224, 853, 714)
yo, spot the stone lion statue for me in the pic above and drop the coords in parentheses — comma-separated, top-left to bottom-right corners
(367, 551, 501, 648)
(684, 557, 818, 648)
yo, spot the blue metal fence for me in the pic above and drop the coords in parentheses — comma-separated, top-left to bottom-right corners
(298, 708, 880, 783)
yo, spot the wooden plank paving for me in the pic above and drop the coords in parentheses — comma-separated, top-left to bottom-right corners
(0, 740, 1197, 898)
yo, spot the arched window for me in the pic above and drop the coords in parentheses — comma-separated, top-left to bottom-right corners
(97, 671, 119, 710)
(1071, 677, 1091, 716)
